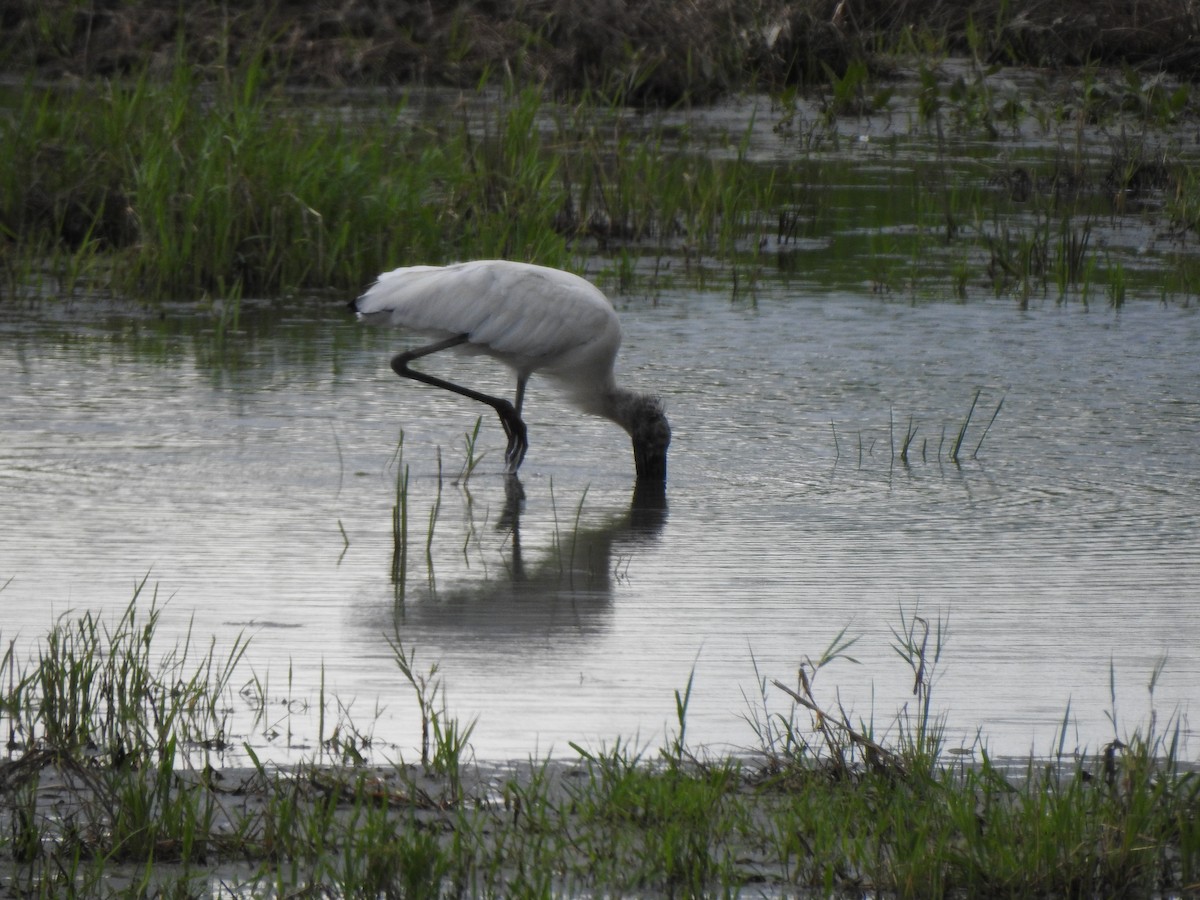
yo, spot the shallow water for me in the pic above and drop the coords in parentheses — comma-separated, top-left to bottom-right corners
(3, 285, 1198, 765)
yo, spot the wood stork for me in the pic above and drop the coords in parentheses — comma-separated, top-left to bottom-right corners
(353, 260, 670, 481)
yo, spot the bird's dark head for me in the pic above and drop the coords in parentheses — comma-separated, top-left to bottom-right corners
(629, 395, 671, 483)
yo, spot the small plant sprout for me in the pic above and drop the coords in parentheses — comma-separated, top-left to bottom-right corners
(454, 416, 487, 484)
(664, 659, 699, 770)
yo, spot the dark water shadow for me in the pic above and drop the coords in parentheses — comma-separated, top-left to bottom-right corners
(379, 479, 669, 642)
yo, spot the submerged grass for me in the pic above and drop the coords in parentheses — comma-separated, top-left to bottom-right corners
(2, 595, 1197, 896)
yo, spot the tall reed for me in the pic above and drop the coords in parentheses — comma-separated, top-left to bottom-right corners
(390, 431, 409, 587)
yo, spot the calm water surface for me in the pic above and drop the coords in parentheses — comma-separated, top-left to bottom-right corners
(3, 287, 1198, 764)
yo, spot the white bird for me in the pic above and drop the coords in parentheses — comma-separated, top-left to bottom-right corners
(353, 260, 671, 481)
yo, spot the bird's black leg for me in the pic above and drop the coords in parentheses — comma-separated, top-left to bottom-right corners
(390, 336, 529, 474)
(514, 374, 528, 417)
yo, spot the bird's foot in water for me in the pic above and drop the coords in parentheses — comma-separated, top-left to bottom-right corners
(503, 437, 527, 474)
(500, 411, 528, 474)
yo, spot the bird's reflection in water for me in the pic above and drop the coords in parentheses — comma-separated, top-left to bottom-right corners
(385, 478, 668, 642)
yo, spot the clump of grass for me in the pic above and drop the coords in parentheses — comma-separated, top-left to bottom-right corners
(7, 578, 246, 765)
(820, 58, 894, 123)
(0, 582, 250, 887)
(0, 60, 577, 300)
(743, 607, 1200, 897)
(385, 639, 476, 802)
(566, 741, 745, 894)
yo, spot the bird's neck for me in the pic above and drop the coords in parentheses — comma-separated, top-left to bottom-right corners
(582, 385, 641, 434)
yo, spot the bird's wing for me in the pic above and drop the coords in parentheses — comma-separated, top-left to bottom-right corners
(356, 261, 619, 366)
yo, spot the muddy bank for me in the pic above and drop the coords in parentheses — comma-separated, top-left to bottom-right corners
(3, 0, 1200, 104)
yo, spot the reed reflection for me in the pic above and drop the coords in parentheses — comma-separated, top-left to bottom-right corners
(382, 478, 668, 641)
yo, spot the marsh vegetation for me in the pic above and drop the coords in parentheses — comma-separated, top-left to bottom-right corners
(3, 3, 1200, 308)
(3, 2, 1200, 895)
(2, 597, 1198, 896)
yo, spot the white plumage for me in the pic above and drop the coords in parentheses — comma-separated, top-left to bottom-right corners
(354, 260, 670, 481)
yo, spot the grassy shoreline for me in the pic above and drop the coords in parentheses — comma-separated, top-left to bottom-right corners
(3, 50, 1199, 306)
(2, 595, 1197, 896)
(3, 2, 1200, 306)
